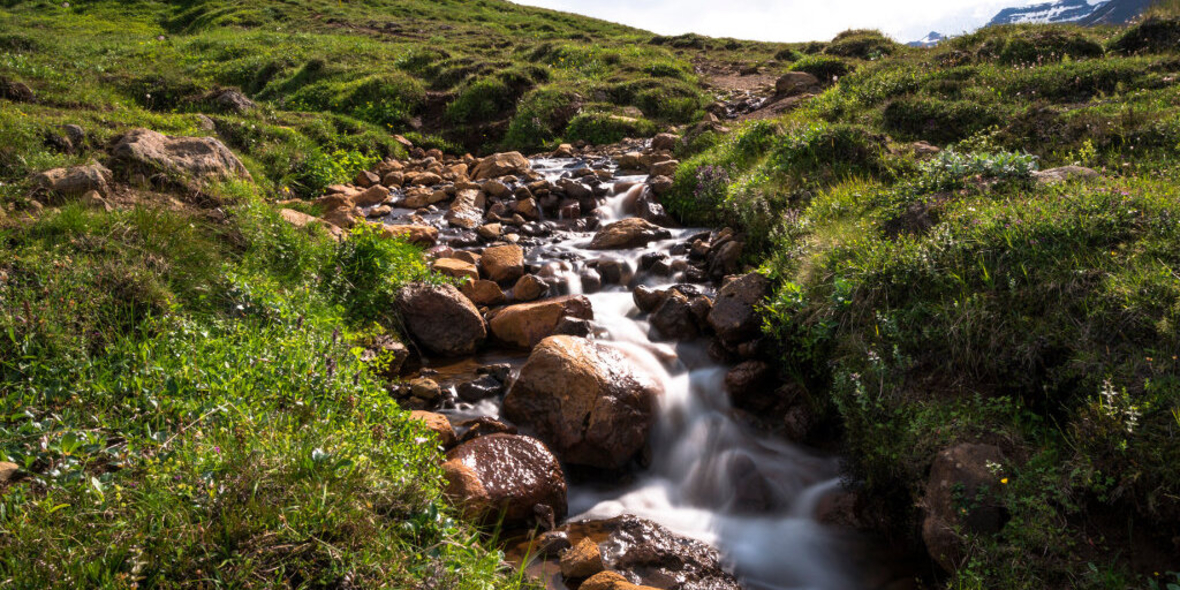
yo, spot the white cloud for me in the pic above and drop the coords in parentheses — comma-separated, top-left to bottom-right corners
(508, 0, 1050, 43)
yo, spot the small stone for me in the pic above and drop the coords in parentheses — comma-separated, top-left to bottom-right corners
(0, 462, 20, 484)
(560, 538, 605, 579)
(409, 411, 456, 448)
(410, 378, 442, 402)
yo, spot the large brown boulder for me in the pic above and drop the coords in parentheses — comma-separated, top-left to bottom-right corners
(488, 296, 593, 349)
(396, 283, 486, 356)
(589, 218, 672, 250)
(503, 336, 660, 469)
(461, 279, 507, 307)
(707, 273, 769, 344)
(445, 188, 485, 229)
(34, 162, 112, 199)
(558, 516, 740, 590)
(442, 433, 567, 526)
(110, 128, 251, 182)
(472, 152, 531, 180)
(922, 444, 1008, 574)
(481, 244, 525, 283)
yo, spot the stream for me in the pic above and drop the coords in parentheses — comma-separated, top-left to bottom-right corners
(383, 152, 881, 590)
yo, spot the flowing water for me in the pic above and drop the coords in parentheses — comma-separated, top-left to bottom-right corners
(398, 155, 873, 589)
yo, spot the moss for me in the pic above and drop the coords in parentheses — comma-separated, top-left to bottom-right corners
(564, 112, 657, 145)
(825, 29, 901, 60)
(790, 55, 854, 80)
(1110, 16, 1180, 55)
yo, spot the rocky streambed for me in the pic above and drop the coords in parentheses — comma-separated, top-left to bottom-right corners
(288, 137, 913, 590)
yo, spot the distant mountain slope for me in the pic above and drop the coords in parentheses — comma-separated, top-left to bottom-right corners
(987, 0, 1151, 26)
(912, 0, 1154, 46)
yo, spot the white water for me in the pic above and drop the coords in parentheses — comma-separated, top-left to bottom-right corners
(446, 157, 864, 589)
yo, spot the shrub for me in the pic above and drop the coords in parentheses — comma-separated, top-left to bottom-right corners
(790, 55, 853, 81)
(993, 29, 1105, 65)
(323, 224, 432, 326)
(825, 30, 900, 60)
(503, 87, 582, 152)
(775, 47, 805, 62)
(882, 97, 1002, 144)
(1109, 16, 1180, 55)
(564, 112, 657, 145)
(608, 78, 706, 124)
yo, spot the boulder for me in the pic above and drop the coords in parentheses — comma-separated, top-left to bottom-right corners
(589, 218, 672, 250)
(648, 160, 679, 178)
(503, 336, 660, 469)
(618, 152, 644, 171)
(513, 274, 549, 302)
(34, 162, 112, 199)
(922, 444, 1008, 574)
(561, 538, 606, 579)
(648, 174, 674, 196)
(489, 296, 594, 349)
(456, 374, 505, 403)
(110, 128, 251, 182)
(212, 89, 256, 113)
(560, 516, 740, 590)
(409, 411, 456, 448)
(472, 152, 531, 180)
(396, 283, 487, 356)
(403, 187, 447, 209)
(707, 273, 769, 344)
(633, 286, 667, 314)
(651, 133, 679, 152)
(1032, 166, 1099, 185)
(322, 207, 358, 229)
(481, 244, 525, 283)
(352, 184, 389, 207)
(775, 72, 820, 97)
(457, 417, 518, 444)
(0, 77, 35, 103)
(446, 188, 485, 230)
(407, 171, 443, 186)
(724, 361, 774, 409)
(410, 378, 442, 402)
(442, 434, 567, 526)
(648, 290, 702, 340)
(483, 179, 513, 199)
(380, 224, 439, 247)
(433, 258, 480, 283)
(461, 279, 507, 307)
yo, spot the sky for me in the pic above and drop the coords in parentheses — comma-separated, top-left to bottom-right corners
(508, 0, 1064, 43)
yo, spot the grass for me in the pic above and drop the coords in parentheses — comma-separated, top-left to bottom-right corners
(670, 12, 1180, 589)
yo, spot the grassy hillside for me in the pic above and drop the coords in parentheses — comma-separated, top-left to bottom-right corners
(668, 19, 1180, 590)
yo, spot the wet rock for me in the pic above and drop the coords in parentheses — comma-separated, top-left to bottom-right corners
(618, 152, 644, 171)
(775, 71, 820, 97)
(651, 133, 680, 152)
(561, 515, 741, 590)
(433, 257, 480, 282)
(366, 205, 392, 218)
(442, 434, 567, 526)
(478, 363, 513, 383)
(725, 361, 774, 409)
(407, 171, 443, 186)
(648, 174, 674, 196)
(561, 538, 606, 579)
(35, 162, 112, 199)
(461, 279, 507, 307)
(594, 258, 630, 286)
(554, 316, 594, 338)
(457, 417, 518, 444)
(513, 273, 549, 302)
(515, 197, 540, 220)
(380, 224, 439, 247)
(410, 378, 442, 402)
(589, 218, 672, 249)
(477, 223, 502, 240)
(488, 295, 594, 349)
(483, 179, 512, 199)
(633, 286, 667, 313)
(409, 411, 456, 448)
(446, 188, 485, 229)
(503, 336, 660, 469)
(382, 171, 405, 187)
(922, 443, 1008, 574)
(456, 374, 505, 403)
(472, 152, 531, 180)
(481, 244, 525, 283)
(639, 252, 668, 271)
(1032, 165, 1099, 185)
(707, 273, 769, 344)
(649, 160, 680, 178)
(635, 190, 674, 227)
(580, 268, 603, 293)
(110, 128, 251, 182)
(403, 187, 447, 208)
(649, 290, 701, 340)
(706, 240, 743, 279)
(352, 184, 389, 207)
(396, 283, 487, 357)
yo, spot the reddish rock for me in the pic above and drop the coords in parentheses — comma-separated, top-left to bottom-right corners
(442, 434, 567, 526)
(488, 296, 593, 349)
(396, 283, 486, 356)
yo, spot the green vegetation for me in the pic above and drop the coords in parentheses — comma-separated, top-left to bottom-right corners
(672, 13, 1180, 589)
